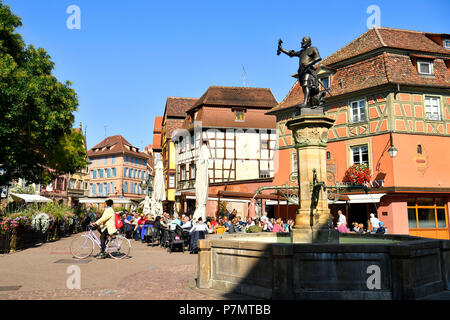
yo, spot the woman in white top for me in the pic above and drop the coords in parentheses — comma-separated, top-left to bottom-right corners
(189, 218, 212, 234)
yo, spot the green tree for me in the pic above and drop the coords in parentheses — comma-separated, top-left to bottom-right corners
(0, 2, 85, 186)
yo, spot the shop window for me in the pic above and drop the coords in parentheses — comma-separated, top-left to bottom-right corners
(407, 198, 448, 229)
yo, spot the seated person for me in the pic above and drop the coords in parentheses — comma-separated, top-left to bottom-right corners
(227, 218, 241, 233)
(272, 218, 285, 233)
(121, 213, 134, 238)
(214, 219, 227, 234)
(181, 216, 192, 230)
(247, 219, 263, 233)
(169, 216, 182, 227)
(134, 214, 146, 241)
(189, 217, 212, 234)
(144, 214, 154, 225)
(376, 222, 386, 234)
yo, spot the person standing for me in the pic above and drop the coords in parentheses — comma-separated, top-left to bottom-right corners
(370, 213, 380, 233)
(90, 199, 117, 259)
(337, 210, 349, 233)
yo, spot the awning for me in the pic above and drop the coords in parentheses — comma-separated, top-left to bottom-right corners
(266, 200, 289, 205)
(78, 198, 133, 204)
(183, 195, 251, 203)
(329, 193, 386, 204)
(10, 193, 53, 203)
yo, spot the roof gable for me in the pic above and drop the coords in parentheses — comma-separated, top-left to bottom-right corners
(321, 27, 450, 67)
(164, 97, 197, 119)
(188, 86, 278, 112)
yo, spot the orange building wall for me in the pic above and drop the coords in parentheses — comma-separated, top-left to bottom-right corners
(326, 134, 395, 187)
(376, 195, 410, 235)
(391, 134, 450, 189)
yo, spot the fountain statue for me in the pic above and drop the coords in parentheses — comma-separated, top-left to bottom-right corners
(194, 35, 450, 301)
(277, 36, 337, 243)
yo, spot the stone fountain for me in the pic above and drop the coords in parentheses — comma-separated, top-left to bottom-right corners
(194, 36, 450, 300)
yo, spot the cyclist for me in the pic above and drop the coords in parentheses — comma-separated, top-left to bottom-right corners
(90, 199, 117, 259)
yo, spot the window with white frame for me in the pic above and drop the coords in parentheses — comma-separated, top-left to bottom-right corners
(350, 99, 366, 123)
(443, 39, 450, 49)
(260, 170, 270, 179)
(425, 96, 441, 121)
(190, 163, 196, 180)
(417, 60, 433, 75)
(351, 145, 369, 165)
(291, 152, 298, 176)
(169, 173, 175, 188)
(181, 165, 186, 181)
(190, 134, 195, 149)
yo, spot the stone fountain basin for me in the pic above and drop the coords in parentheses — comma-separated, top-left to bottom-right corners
(197, 232, 450, 300)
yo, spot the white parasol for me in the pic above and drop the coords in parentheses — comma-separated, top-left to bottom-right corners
(193, 143, 210, 222)
(152, 161, 165, 217)
(143, 195, 151, 215)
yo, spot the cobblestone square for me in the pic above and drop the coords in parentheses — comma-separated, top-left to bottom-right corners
(0, 234, 218, 300)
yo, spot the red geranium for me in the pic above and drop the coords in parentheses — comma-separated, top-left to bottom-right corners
(342, 163, 371, 185)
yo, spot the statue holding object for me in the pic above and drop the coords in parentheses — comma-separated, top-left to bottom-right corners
(277, 36, 329, 111)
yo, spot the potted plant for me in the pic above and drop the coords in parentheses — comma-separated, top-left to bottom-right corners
(5, 213, 33, 251)
(342, 163, 372, 186)
(0, 219, 11, 254)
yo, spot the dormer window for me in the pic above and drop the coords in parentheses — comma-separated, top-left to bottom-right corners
(320, 76, 330, 90)
(444, 39, 450, 49)
(233, 108, 245, 121)
(417, 60, 433, 75)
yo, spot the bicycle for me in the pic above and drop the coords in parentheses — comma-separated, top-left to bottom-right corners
(70, 225, 131, 260)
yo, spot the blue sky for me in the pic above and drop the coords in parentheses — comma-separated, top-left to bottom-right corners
(4, 0, 450, 150)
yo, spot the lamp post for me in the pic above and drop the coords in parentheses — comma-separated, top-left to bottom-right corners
(140, 174, 153, 197)
(388, 132, 398, 158)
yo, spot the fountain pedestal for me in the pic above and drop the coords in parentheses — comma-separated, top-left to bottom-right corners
(286, 112, 337, 243)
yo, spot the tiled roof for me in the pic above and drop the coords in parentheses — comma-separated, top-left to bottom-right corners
(182, 106, 276, 130)
(188, 86, 278, 112)
(152, 133, 162, 150)
(269, 27, 450, 114)
(153, 116, 163, 133)
(164, 118, 185, 141)
(88, 135, 149, 159)
(267, 81, 305, 115)
(164, 97, 197, 118)
(321, 27, 449, 67)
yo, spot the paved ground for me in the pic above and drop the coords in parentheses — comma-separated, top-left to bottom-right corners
(0, 233, 220, 300)
(1, 233, 448, 301)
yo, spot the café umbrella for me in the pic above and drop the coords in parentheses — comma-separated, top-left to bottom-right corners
(152, 161, 165, 217)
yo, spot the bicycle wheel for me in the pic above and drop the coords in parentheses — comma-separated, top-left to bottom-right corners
(70, 234, 94, 259)
(106, 235, 131, 259)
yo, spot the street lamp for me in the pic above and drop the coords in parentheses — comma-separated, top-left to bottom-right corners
(388, 132, 398, 158)
(140, 175, 153, 197)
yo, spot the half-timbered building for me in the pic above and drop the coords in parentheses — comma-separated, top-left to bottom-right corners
(268, 27, 450, 239)
(174, 86, 279, 218)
